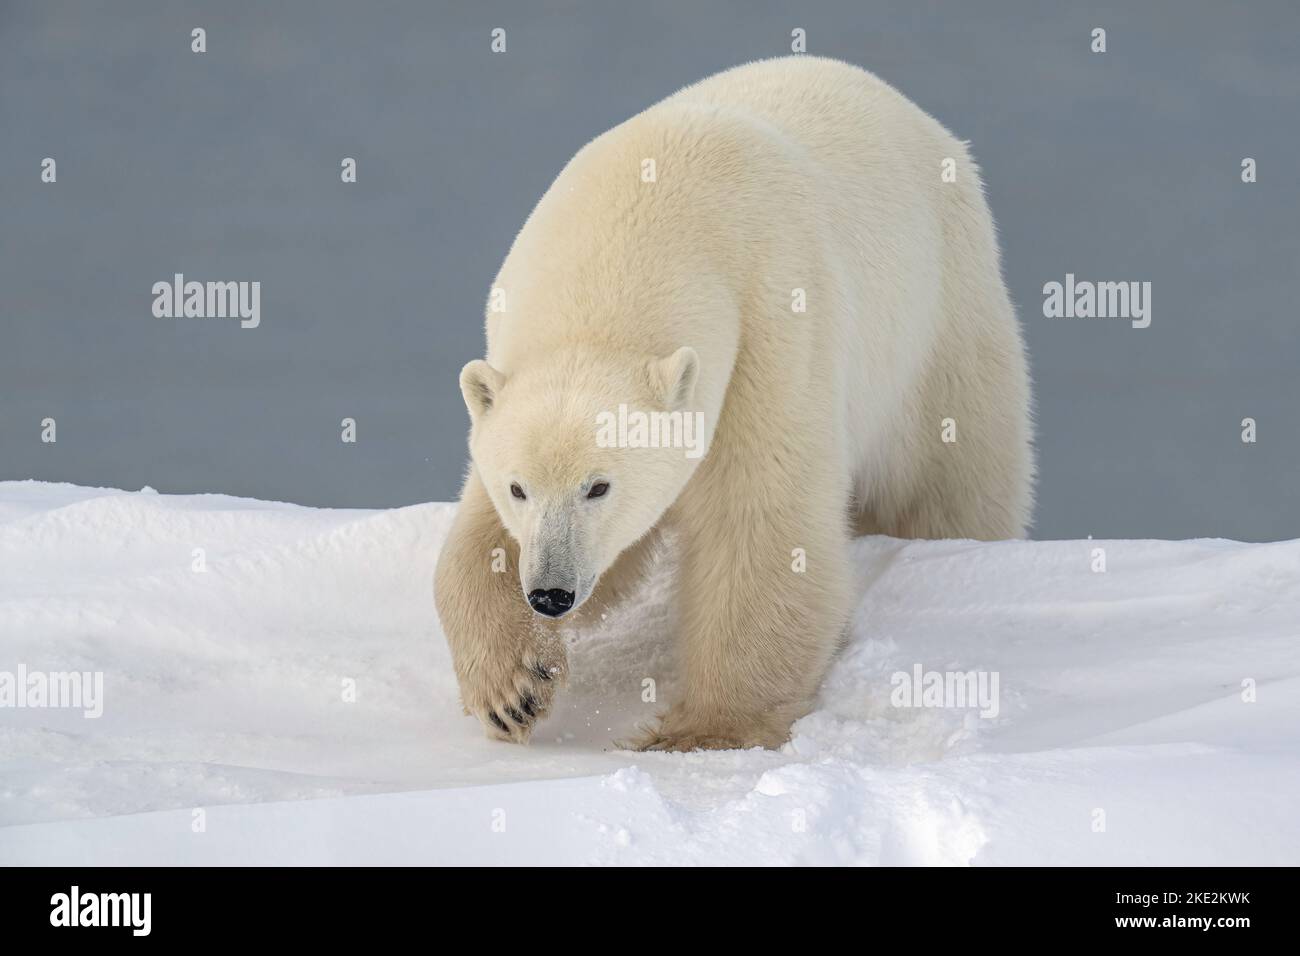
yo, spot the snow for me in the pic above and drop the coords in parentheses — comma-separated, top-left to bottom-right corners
(0, 480, 1296, 865)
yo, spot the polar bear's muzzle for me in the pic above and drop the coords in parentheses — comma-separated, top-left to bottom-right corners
(521, 507, 591, 618)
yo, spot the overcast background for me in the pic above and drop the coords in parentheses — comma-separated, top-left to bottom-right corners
(2, 1, 1297, 540)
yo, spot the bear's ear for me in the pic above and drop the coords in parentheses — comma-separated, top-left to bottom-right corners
(650, 346, 700, 410)
(459, 360, 506, 421)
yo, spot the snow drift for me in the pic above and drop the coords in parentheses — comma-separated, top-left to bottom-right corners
(0, 481, 1296, 865)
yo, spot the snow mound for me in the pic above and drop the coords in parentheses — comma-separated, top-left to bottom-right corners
(1, 482, 1296, 865)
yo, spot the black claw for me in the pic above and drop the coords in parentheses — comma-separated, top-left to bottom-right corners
(488, 713, 509, 733)
(506, 706, 525, 724)
(534, 663, 552, 681)
(521, 696, 537, 718)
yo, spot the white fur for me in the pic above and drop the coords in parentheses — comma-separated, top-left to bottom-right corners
(435, 57, 1033, 751)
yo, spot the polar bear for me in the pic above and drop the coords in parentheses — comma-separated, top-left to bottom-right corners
(434, 56, 1033, 751)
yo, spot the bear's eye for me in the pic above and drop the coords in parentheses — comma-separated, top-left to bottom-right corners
(587, 482, 610, 499)
(510, 483, 526, 501)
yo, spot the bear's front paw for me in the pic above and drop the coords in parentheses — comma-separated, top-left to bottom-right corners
(625, 711, 791, 753)
(631, 729, 746, 752)
(458, 643, 567, 744)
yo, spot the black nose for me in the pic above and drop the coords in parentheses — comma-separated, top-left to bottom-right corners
(528, 588, 575, 617)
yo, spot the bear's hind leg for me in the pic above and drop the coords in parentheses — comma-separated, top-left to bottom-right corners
(887, 343, 1033, 542)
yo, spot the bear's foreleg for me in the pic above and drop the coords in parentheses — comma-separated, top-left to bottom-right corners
(434, 469, 566, 743)
(635, 459, 853, 751)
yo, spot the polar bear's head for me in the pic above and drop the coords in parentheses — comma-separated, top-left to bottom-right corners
(460, 346, 702, 618)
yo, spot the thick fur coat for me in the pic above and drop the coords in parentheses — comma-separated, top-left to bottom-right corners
(434, 57, 1033, 751)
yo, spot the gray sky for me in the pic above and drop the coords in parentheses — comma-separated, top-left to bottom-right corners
(2, 1, 1297, 540)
